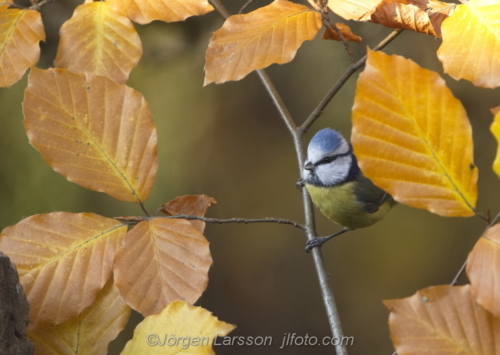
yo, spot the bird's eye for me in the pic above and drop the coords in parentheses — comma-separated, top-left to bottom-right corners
(319, 156, 336, 165)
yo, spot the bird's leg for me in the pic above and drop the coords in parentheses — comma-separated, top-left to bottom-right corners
(305, 228, 351, 252)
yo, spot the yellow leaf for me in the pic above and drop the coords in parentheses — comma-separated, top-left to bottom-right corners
(113, 218, 212, 316)
(54, 2, 142, 84)
(492, 109, 500, 177)
(328, 0, 454, 37)
(104, 0, 213, 24)
(204, 0, 322, 85)
(0, 212, 127, 329)
(437, 0, 500, 88)
(467, 223, 500, 318)
(159, 194, 217, 233)
(22, 67, 158, 203)
(28, 280, 130, 354)
(0, 7, 45, 87)
(384, 285, 500, 354)
(121, 301, 234, 355)
(351, 49, 477, 217)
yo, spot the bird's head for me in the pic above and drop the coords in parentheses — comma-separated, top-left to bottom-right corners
(302, 128, 360, 187)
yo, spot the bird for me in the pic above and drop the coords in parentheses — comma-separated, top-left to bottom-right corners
(297, 128, 395, 251)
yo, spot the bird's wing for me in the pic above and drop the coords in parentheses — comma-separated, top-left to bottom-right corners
(355, 175, 393, 214)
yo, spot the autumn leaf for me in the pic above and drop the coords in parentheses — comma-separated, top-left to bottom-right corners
(328, 0, 454, 37)
(322, 23, 362, 43)
(384, 285, 500, 354)
(104, 0, 213, 24)
(351, 49, 477, 217)
(492, 109, 500, 178)
(0, 212, 127, 329)
(467, 224, 500, 318)
(204, 0, 322, 85)
(28, 280, 130, 354)
(159, 194, 217, 233)
(121, 301, 234, 355)
(54, 2, 142, 84)
(437, 0, 500, 88)
(0, 6, 45, 87)
(113, 218, 212, 316)
(23, 67, 158, 203)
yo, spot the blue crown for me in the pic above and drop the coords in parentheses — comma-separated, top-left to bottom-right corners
(309, 128, 345, 152)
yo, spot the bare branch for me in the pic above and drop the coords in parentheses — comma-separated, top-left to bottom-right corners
(300, 28, 403, 132)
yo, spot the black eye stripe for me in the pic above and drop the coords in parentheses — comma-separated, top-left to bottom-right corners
(317, 151, 351, 165)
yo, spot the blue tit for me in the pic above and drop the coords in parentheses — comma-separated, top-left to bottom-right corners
(298, 128, 395, 250)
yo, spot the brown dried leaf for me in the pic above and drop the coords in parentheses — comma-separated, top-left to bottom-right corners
(54, 2, 142, 84)
(159, 194, 217, 233)
(105, 0, 213, 24)
(28, 280, 130, 355)
(0, 7, 45, 87)
(467, 223, 500, 318)
(121, 301, 234, 355)
(23, 67, 158, 203)
(384, 285, 500, 354)
(0, 212, 127, 329)
(204, 0, 322, 85)
(113, 218, 212, 316)
(322, 23, 362, 42)
(328, 0, 455, 37)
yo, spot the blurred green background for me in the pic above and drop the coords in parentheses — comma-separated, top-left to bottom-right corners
(1, 0, 499, 354)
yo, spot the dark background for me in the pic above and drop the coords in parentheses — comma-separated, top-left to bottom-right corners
(1, 0, 498, 354)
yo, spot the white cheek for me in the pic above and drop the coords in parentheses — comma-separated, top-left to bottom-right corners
(316, 156, 352, 186)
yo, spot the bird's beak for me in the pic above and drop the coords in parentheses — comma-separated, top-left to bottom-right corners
(304, 162, 314, 171)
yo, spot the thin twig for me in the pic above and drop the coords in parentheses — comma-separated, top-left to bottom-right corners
(116, 215, 307, 230)
(322, 15, 355, 64)
(300, 28, 403, 132)
(450, 210, 500, 286)
(239, 0, 254, 13)
(29, 0, 54, 10)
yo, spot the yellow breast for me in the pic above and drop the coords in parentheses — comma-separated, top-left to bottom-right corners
(305, 182, 392, 230)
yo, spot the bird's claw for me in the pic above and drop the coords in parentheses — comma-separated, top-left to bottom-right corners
(296, 178, 304, 191)
(305, 236, 327, 252)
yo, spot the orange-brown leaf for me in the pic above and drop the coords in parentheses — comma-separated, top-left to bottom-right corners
(54, 2, 142, 84)
(204, 0, 322, 85)
(384, 285, 500, 354)
(23, 67, 158, 203)
(159, 194, 217, 233)
(328, 0, 454, 37)
(105, 0, 213, 24)
(322, 23, 362, 42)
(467, 223, 500, 318)
(437, 0, 500, 88)
(28, 280, 130, 354)
(0, 212, 127, 329)
(351, 49, 477, 217)
(0, 7, 45, 87)
(121, 301, 234, 354)
(113, 218, 212, 316)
